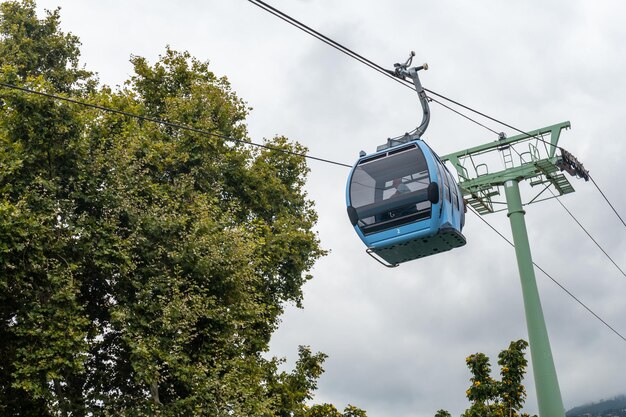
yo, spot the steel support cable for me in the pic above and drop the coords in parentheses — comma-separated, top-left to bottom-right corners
(248, 0, 569, 149)
(589, 175, 626, 229)
(498, 144, 626, 281)
(247, 0, 411, 89)
(427, 96, 500, 135)
(249, 0, 610, 175)
(467, 207, 626, 343)
(0, 82, 352, 168)
(247, 0, 501, 137)
(422, 88, 557, 148)
(547, 189, 626, 279)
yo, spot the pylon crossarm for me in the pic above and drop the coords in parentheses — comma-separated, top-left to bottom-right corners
(440, 121, 570, 166)
(459, 159, 557, 192)
(437, 121, 586, 213)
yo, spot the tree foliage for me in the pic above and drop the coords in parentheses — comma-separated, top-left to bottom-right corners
(305, 404, 368, 417)
(0, 1, 363, 416)
(435, 340, 536, 417)
(0, 0, 92, 92)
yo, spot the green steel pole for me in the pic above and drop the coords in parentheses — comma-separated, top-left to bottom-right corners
(504, 179, 564, 417)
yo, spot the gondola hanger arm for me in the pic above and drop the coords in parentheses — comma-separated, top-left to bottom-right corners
(391, 51, 430, 141)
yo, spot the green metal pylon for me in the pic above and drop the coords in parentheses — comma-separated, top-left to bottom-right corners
(441, 121, 589, 416)
(504, 179, 564, 417)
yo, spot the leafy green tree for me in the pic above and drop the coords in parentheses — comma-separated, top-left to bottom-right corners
(0, 1, 364, 416)
(305, 403, 368, 417)
(436, 340, 536, 417)
(307, 404, 343, 417)
(0, 0, 93, 92)
(341, 404, 369, 417)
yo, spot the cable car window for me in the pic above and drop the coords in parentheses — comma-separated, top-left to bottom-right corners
(446, 169, 455, 203)
(350, 166, 377, 209)
(349, 145, 432, 234)
(440, 168, 448, 202)
(452, 184, 458, 209)
(447, 171, 458, 208)
(436, 162, 444, 200)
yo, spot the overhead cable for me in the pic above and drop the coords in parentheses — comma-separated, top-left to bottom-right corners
(467, 207, 626, 343)
(247, 0, 623, 173)
(590, 175, 626, 229)
(248, 0, 523, 138)
(247, 0, 413, 88)
(549, 189, 626, 280)
(0, 82, 351, 168)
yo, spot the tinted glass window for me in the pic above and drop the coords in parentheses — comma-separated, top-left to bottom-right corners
(452, 185, 458, 209)
(447, 171, 457, 207)
(436, 162, 444, 200)
(349, 145, 432, 234)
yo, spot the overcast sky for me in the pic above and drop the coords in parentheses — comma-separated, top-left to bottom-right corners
(34, 1, 626, 416)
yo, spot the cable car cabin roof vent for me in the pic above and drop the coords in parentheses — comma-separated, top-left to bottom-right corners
(363, 143, 417, 165)
(377, 136, 417, 152)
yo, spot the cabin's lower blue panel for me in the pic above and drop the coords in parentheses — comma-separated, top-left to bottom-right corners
(370, 227, 466, 265)
(360, 217, 436, 248)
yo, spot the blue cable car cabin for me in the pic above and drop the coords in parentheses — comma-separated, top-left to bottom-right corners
(346, 140, 466, 266)
(345, 52, 466, 266)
